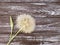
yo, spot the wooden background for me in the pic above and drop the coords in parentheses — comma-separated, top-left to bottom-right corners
(0, 0, 60, 45)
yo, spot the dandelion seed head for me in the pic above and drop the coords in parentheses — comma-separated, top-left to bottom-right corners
(16, 14, 36, 33)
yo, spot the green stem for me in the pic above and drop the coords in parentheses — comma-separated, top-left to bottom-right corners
(7, 29, 21, 45)
(7, 26, 24, 45)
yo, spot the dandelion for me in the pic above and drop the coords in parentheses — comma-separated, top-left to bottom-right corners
(7, 14, 36, 45)
(16, 14, 36, 33)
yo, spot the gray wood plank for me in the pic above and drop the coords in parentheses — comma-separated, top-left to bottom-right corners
(0, 0, 59, 2)
(0, 2, 60, 45)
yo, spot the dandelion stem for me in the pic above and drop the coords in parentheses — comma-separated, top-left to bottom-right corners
(7, 26, 24, 45)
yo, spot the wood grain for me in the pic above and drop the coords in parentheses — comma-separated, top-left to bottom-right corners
(0, 0, 59, 2)
(0, 1, 60, 45)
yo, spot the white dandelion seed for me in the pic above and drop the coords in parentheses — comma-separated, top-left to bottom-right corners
(16, 14, 36, 33)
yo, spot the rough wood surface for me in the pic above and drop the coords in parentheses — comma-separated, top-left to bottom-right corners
(0, 0, 59, 2)
(0, 0, 60, 45)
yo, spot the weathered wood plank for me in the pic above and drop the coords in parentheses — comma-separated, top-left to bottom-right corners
(0, 0, 59, 2)
(0, 3, 60, 17)
(0, 2, 60, 45)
